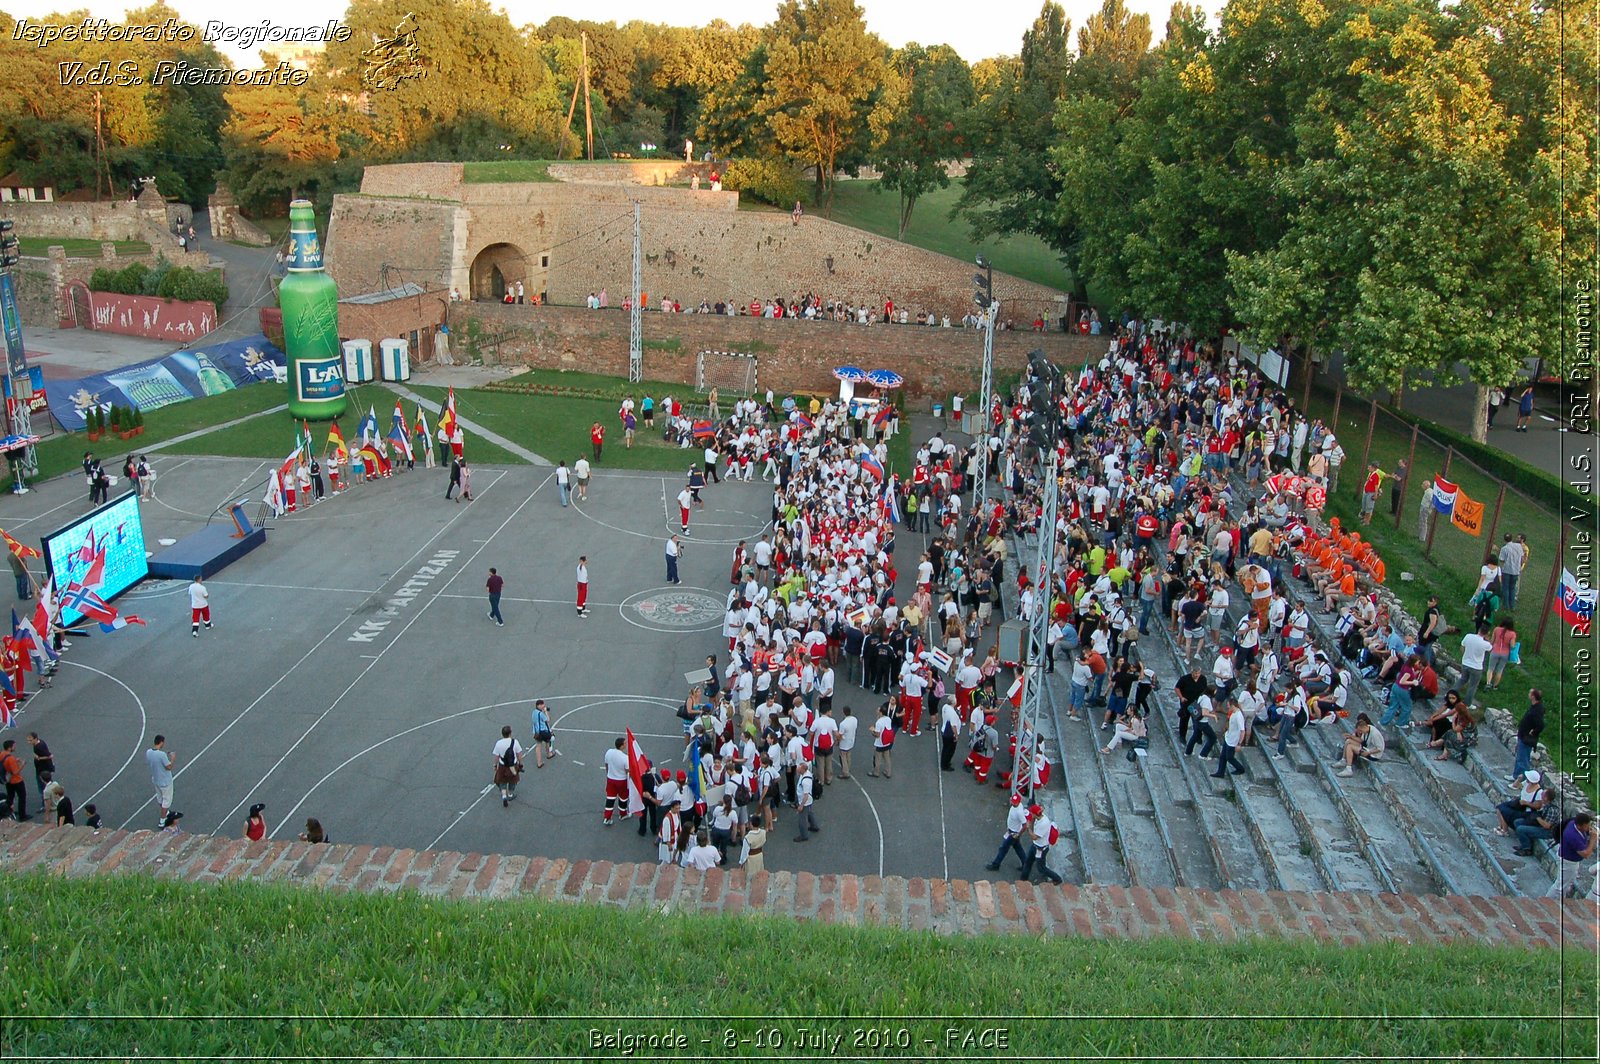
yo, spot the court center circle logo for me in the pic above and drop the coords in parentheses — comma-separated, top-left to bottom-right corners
(623, 588, 723, 631)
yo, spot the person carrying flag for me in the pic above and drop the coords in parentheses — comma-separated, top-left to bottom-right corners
(326, 423, 347, 493)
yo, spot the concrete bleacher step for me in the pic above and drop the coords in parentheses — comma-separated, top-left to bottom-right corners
(1072, 698, 1176, 890)
(1241, 526, 1543, 898)
(1042, 680, 1129, 888)
(1254, 738, 1387, 894)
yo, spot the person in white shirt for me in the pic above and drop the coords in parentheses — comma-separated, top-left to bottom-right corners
(1212, 700, 1248, 778)
(1021, 806, 1063, 884)
(188, 576, 211, 637)
(658, 796, 685, 863)
(602, 736, 631, 825)
(681, 825, 720, 870)
(793, 761, 818, 841)
(869, 704, 895, 778)
(835, 707, 859, 779)
(491, 725, 525, 807)
(899, 662, 928, 736)
(554, 460, 571, 507)
(1459, 625, 1494, 707)
(985, 794, 1032, 874)
(677, 486, 694, 534)
(939, 699, 963, 771)
(572, 456, 591, 502)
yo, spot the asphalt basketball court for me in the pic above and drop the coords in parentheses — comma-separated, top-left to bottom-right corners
(2, 449, 1002, 879)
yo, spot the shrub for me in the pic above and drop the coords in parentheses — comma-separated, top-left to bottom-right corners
(108, 405, 122, 430)
(720, 157, 803, 207)
(156, 265, 229, 308)
(87, 262, 150, 295)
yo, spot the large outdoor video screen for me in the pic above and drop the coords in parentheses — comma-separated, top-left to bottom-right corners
(42, 491, 149, 626)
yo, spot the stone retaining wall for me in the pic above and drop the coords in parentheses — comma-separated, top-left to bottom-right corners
(1, 821, 1592, 950)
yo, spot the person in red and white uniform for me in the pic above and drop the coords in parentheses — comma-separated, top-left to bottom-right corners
(602, 736, 630, 826)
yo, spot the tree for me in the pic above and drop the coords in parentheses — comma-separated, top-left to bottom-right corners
(874, 43, 973, 238)
(955, 3, 1071, 244)
(759, 0, 890, 211)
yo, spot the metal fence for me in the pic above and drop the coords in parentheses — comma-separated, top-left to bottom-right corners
(1305, 381, 1572, 653)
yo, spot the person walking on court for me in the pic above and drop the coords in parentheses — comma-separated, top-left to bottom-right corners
(665, 535, 683, 584)
(1020, 805, 1064, 884)
(555, 461, 571, 507)
(146, 734, 176, 828)
(677, 485, 693, 535)
(530, 699, 555, 768)
(459, 459, 473, 502)
(486, 567, 505, 626)
(189, 576, 211, 637)
(446, 455, 462, 500)
(492, 725, 524, 807)
(575, 556, 591, 616)
(985, 793, 1030, 874)
(574, 456, 590, 502)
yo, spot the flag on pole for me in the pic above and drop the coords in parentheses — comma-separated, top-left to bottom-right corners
(31, 578, 54, 644)
(625, 728, 650, 817)
(358, 405, 378, 446)
(921, 647, 954, 673)
(1007, 675, 1025, 707)
(859, 452, 884, 483)
(873, 404, 895, 428)
(793, 412, 814, 432)
(303, 419, 314, 458)
(1450, 489, 1485, 536)
(388, 401, 414, 462)
(416, 406, 433, 467)
(690, 419, 714, 439)
(1431, 475, 1459, 515)
(327, 422, 348, 462)
(0, 529, 40, 560)
(13, 607, 55, 668)
(437, 388, 458, 442)
(882, 476, 902, 525)
(1556, 570, 1595, 636)
(264, 466, 285, 516)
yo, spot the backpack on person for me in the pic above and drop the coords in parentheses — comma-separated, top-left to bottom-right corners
(500, 743, 519, 770)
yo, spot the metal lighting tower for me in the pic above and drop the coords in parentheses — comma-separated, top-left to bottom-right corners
(0, 218, 36, 495)
(1011, 444, 1059, 807)
(628, 201, 642, 383)
(973, 255, 996, 508)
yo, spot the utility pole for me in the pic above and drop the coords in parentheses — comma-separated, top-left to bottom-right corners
(973, 255, 996, 508)
(93, 91, 107, 202)
(581, 31, 594, 162)
(628, 202, 642, 382)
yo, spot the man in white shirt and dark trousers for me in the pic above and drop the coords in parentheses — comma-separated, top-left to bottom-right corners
(985, 793, 1030, 873)
(1211, 700, 1249, 779)
(1020, 805, 1063, 884)
(491, 725, 524, 808)
(792, 761, 818, 842)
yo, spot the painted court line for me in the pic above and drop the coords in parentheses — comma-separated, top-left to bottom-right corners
(216, 470, 555, 835)
(112, 469, 526, 832)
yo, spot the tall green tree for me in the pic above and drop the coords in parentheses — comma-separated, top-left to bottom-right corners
(874, 43, 973, 238)
(955, 3, 1072, 243)
(759, 0, 890, 211)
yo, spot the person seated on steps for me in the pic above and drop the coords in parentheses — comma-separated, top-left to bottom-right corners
(1333, 713, 1385, 777)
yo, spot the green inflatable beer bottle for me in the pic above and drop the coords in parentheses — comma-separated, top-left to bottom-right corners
(279, 198, 347, 419)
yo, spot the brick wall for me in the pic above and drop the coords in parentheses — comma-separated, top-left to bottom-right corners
(447, 302, 1105, 399)
(329, 170, 1067, 327)
(2, 821, 1591, 949)
(14, 247, 225, 329)
(338, 288, 450, 359)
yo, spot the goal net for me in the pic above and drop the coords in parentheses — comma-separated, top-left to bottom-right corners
(695, 350, 758, 396)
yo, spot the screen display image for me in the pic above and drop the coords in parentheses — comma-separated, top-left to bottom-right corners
(42, 492, 149, 626)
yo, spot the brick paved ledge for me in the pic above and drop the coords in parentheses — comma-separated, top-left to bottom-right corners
(3, 821, 1595, 950)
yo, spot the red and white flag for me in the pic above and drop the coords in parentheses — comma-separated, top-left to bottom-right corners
(1007, 675, 1025, 707)
(625, 728, 650, 817)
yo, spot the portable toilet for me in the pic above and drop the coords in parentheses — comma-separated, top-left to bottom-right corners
(341, 339, 374, 383)
(379, 338, 411, 382)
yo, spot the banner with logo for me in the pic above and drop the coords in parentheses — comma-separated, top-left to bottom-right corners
(42, 334, 286, 431)
(1450, 489, 1485, 536)
(1, 272, 27, 377)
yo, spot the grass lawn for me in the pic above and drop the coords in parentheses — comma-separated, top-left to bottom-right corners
(1302, 385, 1593, 800)
(463, 159, 554, 183)
(825, 179, 1072, 293)
(158, 382, 523, 468)
(19, 237, 149, 258)
(2, 872, 1591, 1059)
(15, 385, 288, 489)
